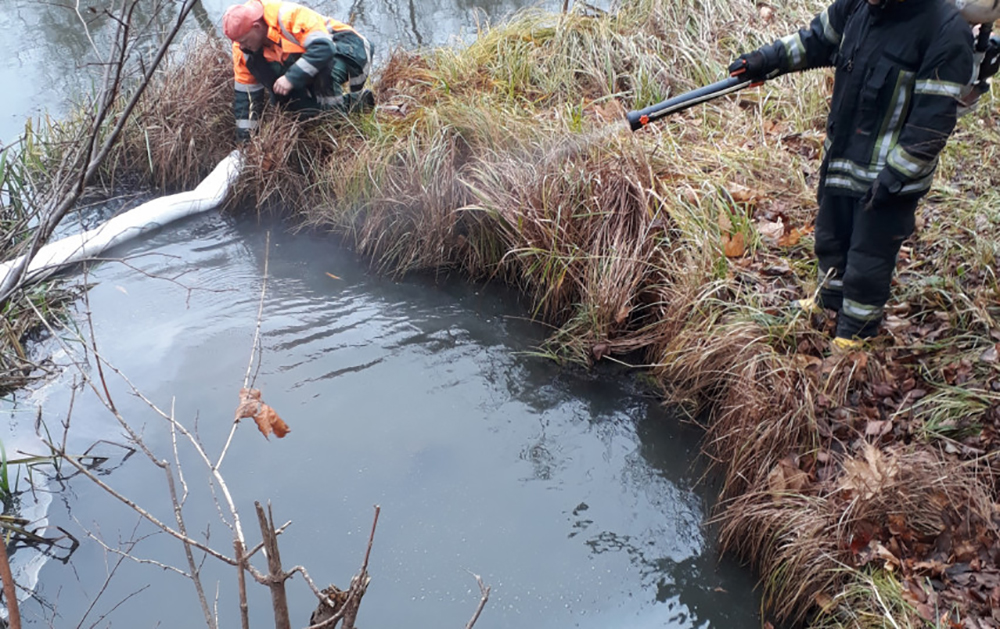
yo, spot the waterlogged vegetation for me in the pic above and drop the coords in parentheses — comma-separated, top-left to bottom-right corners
(0, 125, 82, 394)
(2, 0, 1000, 625)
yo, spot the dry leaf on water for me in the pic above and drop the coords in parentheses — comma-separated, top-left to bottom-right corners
(235, 387, 290, 440)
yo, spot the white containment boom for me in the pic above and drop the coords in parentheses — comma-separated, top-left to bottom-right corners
(0, 150, 244, 288)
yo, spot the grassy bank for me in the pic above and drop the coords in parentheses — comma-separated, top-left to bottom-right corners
(67, 0, 1000, 625)
(0, 125, 81, 395)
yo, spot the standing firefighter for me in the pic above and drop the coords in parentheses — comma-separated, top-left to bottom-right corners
(729, 0, 982, 350)
(222, 0, 375, 142)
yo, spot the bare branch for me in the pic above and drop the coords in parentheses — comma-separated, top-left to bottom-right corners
(304, 505, 381, 629)
(234, 540, 250, 629)
(255, 501, 291, 629)
(0, 524, 22, 629)
(82, 526, 190, 580)
(218, 232, 271, 471)
(56, 452, 236, 566)
(464, 573, 491, 629)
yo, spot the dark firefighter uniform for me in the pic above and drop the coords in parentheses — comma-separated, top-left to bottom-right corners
(733, 0, 974, 340)
(230, 0, 373, 141)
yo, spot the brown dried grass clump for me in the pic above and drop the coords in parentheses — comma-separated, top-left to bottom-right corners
(109, 33, 234, 191)
(718, 444, 998, 625)
(656, 320, 818, 495)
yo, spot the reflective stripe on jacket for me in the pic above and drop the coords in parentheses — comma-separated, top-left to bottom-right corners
(765, 0, 974, 198)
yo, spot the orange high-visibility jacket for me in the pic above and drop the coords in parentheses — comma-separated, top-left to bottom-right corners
(232, 0, 357, 90)
(231, 0, 364, 136)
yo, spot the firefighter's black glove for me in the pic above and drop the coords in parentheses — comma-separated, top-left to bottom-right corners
(979, 34, 1000, 83)
(728, 47, 780, 82)
(862, 168, 904, 211)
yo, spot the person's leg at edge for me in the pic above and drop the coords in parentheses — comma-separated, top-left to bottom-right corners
(809, 193, 855, 313)
(835, 196, 918, 342)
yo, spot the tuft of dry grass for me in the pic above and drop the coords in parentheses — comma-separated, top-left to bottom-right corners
(106, 33, 235, 191)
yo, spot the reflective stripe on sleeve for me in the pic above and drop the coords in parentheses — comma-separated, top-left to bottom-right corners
(914, 80, 965, 98)
(295, 58, 320, 76)
(236, 119, 260, 130)
(820, 9, 841, 45)
(887, 146, 938, 178)
(235, 81, 265, 92)
(779, 33, 806, 70)
(277, 6, 299, 45)
(318, 94, 344, 108)
(347, 35, 373, 88)
(303, 31, 333, 47)
(824, 175, 868, 194)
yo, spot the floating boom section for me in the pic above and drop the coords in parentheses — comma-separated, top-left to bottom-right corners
(0, 150, 244, 288)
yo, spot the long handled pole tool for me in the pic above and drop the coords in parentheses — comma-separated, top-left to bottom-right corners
(625, 76, 756, 131)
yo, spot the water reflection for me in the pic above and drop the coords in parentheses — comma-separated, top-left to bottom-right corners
(1, 0, 604, 143)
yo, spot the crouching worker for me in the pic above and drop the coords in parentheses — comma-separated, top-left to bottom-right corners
(222, 0, 375, 142)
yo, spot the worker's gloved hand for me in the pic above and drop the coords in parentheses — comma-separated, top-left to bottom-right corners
(728, 46, 780, 82)
(862, 168, 904, 211)
(979, 34, 1000, 82)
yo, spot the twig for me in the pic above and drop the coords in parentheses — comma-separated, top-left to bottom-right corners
(170, 397, 189, 505)
(85, 584, 150, 629)
(342, 505, 380, 629)
(234, 540, 250, 629)
(56, 452, 235, 565)
(160, 405, 217, 629)
(255, 501, 291, 629)
(464, 572, 491, 629)
(84, 529, 189, 579)
(218, 232, 270, 471)
(363, 505, 380, 575)
(0, 531, 22, 629)
(76, 520, 151, 628)
(244, 519, 291, 560)
(302, 505, 381, 629)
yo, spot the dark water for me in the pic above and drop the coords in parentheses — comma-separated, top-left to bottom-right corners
(0, 0, 762, 627)
(3, 214, 760, 627)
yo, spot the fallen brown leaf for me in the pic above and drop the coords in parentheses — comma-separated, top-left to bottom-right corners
(235, 388, 290, 440)
(980, 344, 998, 363)
(777, 225, 811, 247)
(723, 232, 745, 258)
(865, 419, 893, 437)
(756, 219, 784, 243)
(727, 183, 765, 205)
(592, 343, 609, 361)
